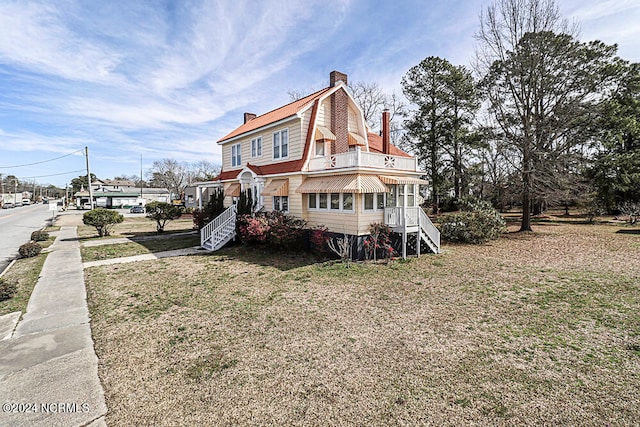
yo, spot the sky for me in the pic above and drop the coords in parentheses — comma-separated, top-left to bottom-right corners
(0, 0, 639, 188)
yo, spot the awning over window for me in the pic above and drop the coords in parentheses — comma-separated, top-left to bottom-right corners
(224, 183, 241, 197)
(296, 174, 387, 194)
(315, 126, 336, 141)
(348, 132, 366, 146)
(378, 175, 429, 185)
(262, 179, 289, 196)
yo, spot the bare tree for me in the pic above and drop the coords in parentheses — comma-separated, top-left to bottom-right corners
(475, 0, 620, 231)
(148, 159, 188, 198)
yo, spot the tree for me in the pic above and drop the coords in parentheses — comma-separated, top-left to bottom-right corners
(71, 174, 97, 193)
(188, 160, 221, 182)
(402, 57, 480, 212)
(476, 0, 622, 231)
(83, 208, 124, 237)
(148, 159, 187, 199)
(589, 63, 640, 210)
(145, 201, 183, 232)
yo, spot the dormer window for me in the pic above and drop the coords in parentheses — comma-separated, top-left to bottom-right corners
(315, 141, 325, 156)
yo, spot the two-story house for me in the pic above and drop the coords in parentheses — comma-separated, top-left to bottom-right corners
(198, 71, 440, 258)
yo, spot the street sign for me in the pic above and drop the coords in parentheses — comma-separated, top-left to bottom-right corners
(49, 202, 58, 211)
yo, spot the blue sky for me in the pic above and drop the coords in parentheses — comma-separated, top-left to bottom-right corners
(0, 0, 638, 187)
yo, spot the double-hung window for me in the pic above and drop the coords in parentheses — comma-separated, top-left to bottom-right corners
(231, 143, 242, 167)
(273, 196, 289, 213)
(364, 193, 386, 211)
(251, 137, 262, 157)
(273, 129, 289, 160)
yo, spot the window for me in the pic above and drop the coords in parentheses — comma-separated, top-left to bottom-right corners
(377, 192, 385, 210)
(231, 143, 242, 167)
(273, 129, 289, 159)
(315, 141, 325, 156)
(330, 193, 340, 210)
(308, 193, 354, 212)
(386, 186, 397, 207)
(342, 193, 353, 211)
(407, 184, 416, 207)
(364, 193, 386, 211)
(273, 196, 289, 212)
(308, 193, 317, 209)
(251, 137, 262, 157)
(364, 193, 374, 210)
(319, 193, 327, 209)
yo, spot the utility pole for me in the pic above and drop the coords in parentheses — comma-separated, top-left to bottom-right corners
(140, 154, 143, 199)
(85, 146, 94, 209)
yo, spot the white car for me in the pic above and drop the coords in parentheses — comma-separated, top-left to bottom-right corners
(22, 199, 31, 205)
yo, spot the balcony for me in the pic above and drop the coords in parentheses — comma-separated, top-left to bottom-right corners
(308, 147, 418, 172)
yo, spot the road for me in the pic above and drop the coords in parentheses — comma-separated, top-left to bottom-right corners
(0, 203, 54, 274)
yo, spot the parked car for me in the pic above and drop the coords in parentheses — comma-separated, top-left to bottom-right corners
(2, 202, 14, 209)
(22, 199, 31, 205)
(130, 205, 145, 213)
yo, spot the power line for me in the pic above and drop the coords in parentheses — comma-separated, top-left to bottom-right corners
(0, 148, 84, 169)
(19, 169, 86, 179)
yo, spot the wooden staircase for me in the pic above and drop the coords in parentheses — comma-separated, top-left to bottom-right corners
(384, 207, 441, 258)
(201, 205, 237, 251)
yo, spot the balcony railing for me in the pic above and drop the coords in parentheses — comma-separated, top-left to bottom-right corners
(308, 147, 418, 172)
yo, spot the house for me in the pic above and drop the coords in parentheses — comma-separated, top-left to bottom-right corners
(73, 181, 170, 209)
(198, 71, 440, 258)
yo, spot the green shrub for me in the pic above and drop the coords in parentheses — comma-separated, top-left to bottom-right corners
(83, 208, 124, 237)
(19, 242, 42, 258)
(439, 198, 506, 244)
(30, 230, 49, 242)
(0, 277, 18, 301)
(146, 201, 183, 232)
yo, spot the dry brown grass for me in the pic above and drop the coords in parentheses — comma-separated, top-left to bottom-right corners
(85, 223, 640, 426)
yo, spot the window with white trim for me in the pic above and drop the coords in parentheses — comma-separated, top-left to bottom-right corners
(231, 143, 242, 167)
(315, 141, 325, 156)
(251, 137, 262, 157)
(307, 193, 354, 212)
(273, 196, 289, 213)
(273, 128, 289, 159)
(364, 193, 387, 211)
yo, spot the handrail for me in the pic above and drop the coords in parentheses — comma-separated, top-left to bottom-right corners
(201, 204, 236, 247)
(418, 208, 440, 253)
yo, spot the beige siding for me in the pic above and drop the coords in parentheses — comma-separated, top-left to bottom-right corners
(287, 175, 304, 218)
(318, 98, 331, 129)
(220, 117, 303, 170)
(305, 210, 360, 235)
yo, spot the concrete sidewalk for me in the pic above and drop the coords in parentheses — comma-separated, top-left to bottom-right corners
(0, 226, 107, 427)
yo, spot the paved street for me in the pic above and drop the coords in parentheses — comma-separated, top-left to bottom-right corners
(0, 203, 54, 273)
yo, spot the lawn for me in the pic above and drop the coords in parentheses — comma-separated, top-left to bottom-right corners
(0, 253, 47, 317)
(81, 235, 200, 262)
(85, 223, 640, 426)
(77, 216, 194, 240)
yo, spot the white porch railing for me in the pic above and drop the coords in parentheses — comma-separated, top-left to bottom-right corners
(384, 207, 440, 254)
(201, 204, 237, 250)
(308, 148, 417, 172)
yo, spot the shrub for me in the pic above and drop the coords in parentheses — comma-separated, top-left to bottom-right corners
(19, 242, 42, 258)
(439, 199, 506, 244)
(364, 222, 395, 261)
(310, 225, 331, 255)
(83, 208, 124, 237)
(30, 230, 49, 242)
(146, 201, 183, 232)
(192, 208, 206, 230)
(0, 277, 18, 301)
(237, 211, 306, 248)
(619, 201, 640, 225)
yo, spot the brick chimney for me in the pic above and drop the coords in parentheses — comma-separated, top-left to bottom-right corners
(329, 71, 349, 154)
(243, 112, 256, 124)
(382, 110, 390, 154)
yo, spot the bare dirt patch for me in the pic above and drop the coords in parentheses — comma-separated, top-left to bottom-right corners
(86, 223, 640, 426)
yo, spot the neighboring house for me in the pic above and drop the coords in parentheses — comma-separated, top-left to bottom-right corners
(198, 71, 440, 258)
(74, 185, 170, 209)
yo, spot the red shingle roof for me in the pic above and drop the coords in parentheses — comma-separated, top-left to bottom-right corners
(217, 87, 333, 143)
(367, 132, 412, 157)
